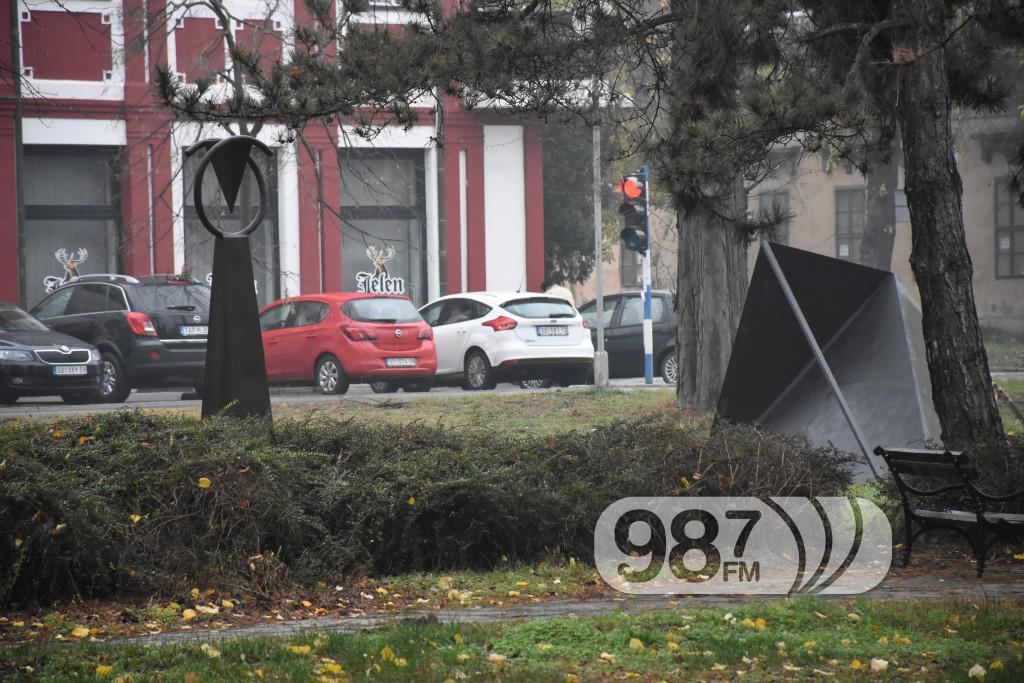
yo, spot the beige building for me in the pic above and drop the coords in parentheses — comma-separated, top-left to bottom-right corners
(750, 111, 1024, 340)
(576, 111, 1024, 340)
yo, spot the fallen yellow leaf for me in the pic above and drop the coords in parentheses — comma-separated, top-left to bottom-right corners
(197, 477, 212, 489)
(49, 428, 65, 439)
(181, 609, 197, 622)
(488, 653, 508, 670)
(70, 626, 90, 638)
(536, 643, 554, 651)
(407, 496, 416, 505)
(754, 617, 767, 631)
(129, 514, 142, 524)
(95, 665, 113, 677)
(629, 638, 645, 652)
(667, 642, 680, 651)
(288, 644, 312, 655)
(321, 662, 343, 674)
(871, 658, 889, 673)
(380, 645, 395, 662)
(78, 435, 95, 446)
(221, 599, 234, 609)
(190, 587, 200, 600)
(895, 635, 912, 645)
(301, 600, 313, 608)
(850, 659, 863, 670)
(200, 644, 221, 658)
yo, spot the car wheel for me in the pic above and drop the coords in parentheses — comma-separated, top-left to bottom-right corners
(370, 381, 398, 394)
(463, 350, 496, 390)
(403, 379, 433, 393)
(98, 352, 131, 403)
(660, 350, 679, 385)
(518, 379, 553, 390)
(315, 355, 349, 395)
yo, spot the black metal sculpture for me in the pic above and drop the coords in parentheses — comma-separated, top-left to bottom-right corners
(718, 241, 940, 481)
(185, 136, 273, 420)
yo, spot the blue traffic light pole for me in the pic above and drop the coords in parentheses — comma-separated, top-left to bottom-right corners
(641, 165, 654, 385)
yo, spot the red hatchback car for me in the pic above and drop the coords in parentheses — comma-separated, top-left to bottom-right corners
(258, 293, 437, 394)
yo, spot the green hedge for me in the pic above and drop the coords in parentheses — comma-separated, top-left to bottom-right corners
(0, 411, 854, 606)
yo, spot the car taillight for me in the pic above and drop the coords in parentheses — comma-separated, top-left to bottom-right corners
(418, 328, 433, 340)
(342, 325, 378, 341)
(582, 319, 590, 329)
(483, 316, 518, 331)
(126, 312, 157, 337)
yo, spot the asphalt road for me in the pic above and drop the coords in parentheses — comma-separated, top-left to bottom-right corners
(0, 378, 669, 419)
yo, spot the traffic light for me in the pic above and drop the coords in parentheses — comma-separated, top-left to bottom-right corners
(617, 173, 648, 253)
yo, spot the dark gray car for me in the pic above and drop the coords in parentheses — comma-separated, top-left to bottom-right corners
(578, 290, 678, 383)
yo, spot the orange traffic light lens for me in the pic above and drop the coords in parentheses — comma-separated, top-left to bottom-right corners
(619, 177, 643, 199)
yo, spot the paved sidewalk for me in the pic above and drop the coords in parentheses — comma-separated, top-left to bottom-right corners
(106, 571, 1024, 648)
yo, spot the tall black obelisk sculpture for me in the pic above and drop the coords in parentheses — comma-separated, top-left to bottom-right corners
(185, 136, 273, 420)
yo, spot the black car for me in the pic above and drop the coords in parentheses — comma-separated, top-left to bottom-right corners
(0, 302, 102, 404)
(578, 290, 678, 384)
(31, 275, 211, 403)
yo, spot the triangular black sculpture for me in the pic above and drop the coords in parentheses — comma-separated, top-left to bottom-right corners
(718, 241, 940, 480)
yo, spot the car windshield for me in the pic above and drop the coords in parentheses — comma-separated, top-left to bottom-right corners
(502, 297, 577, 319)
(343, 297, 422, 324)
(0, 305, 50, 332)
(129, 284, 211, 312)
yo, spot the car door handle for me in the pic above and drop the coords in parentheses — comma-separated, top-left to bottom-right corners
(268, 340, 279, 346)
(306, 335, 317, 340)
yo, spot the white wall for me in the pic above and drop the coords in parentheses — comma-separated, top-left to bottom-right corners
(483, 125, 527, 291)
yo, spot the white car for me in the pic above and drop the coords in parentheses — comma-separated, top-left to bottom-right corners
(419, 292, 594, 390)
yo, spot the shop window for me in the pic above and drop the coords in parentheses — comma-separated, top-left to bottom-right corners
(996, 177, 1024, 278)
(835, 187, 866, 262)
(340, 149, 427, 305)
(619, 245, 641, 288)
(182, 149, 281, 307)
(22, 147, 122, 307)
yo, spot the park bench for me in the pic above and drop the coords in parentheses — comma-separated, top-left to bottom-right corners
(873, 446, 1024, 577)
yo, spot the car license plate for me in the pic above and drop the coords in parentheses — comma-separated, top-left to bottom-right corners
(53, 365, 88, 376)
(385, 358, 417, 368)
(180, 325, 208, 337)
(537, 325, 569, 336)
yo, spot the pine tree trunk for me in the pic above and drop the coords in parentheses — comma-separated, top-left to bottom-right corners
(676, 181, 748, 413)
(895, 0, 1004, 443)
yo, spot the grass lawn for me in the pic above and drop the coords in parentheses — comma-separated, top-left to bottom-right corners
(3, 598, 1022, 682)
(996, 378, 1024, 434)
(274, 387, 681, 436)
(988, 342, 1024, 371)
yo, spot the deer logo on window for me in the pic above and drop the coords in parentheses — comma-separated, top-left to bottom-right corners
(356, 245, 405, 294)
(366, 245, 395, 277)
(43, 248, 89, 294)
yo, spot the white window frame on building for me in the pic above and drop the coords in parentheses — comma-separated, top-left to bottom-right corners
(835, 187, 866, 263)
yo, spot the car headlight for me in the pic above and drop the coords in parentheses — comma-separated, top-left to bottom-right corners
(0, 349, 34, 362)
(90, 348, 101, 362)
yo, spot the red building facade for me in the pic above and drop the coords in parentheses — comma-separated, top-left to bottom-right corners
(1, 0, 545, 308)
